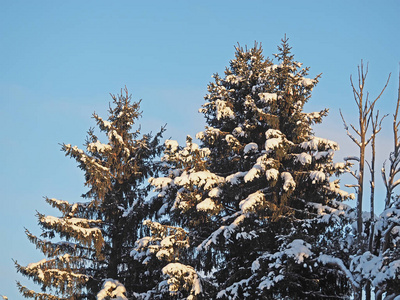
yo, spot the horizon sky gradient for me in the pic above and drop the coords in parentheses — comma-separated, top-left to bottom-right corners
(1, 1, 400, 297)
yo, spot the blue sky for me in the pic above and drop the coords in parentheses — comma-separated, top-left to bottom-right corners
(1, 1, 399, 297)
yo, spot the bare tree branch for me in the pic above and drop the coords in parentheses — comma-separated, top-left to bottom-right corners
(340, 109, 361, 146)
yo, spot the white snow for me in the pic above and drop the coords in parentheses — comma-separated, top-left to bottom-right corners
(225, 74, 241, 84)
(303, 111, 324, 123)
(149, 177, 173, 197)
(314, 149, 334, 160)
(47, 198, 69, 206)
(265, 129, 283, 139)
(208, 187, 222, 198)
(232, 126, 245, 137)
(41, 215, 102, 239)
(87, 140, 112, 153)
(108, 130, 124, 145)
(265, 64, 278, 72)
(175, 170, 223, 190)
(258, 274, 284, 290)
(215, 99, 235, 120)
(284, 239, 313, 263)
(265, 138, 282, 152)
(217, 277, 253, 299)
(103, 120, 112, 129)
(226, 171, 247, 185)
(344, 156, 360, 162)
(135, 236, 151, 248)
(244, 142, 258, 154)
(244, 164, 263, 183)
(300, 78, 314, 87)
(265, 168, 279, 181)
(162, 263, 202, 297)
(223, 214, 246, 240)
(309, 170, 326, 184)
(225, 134, 239, 146)
(165, 140, 179, 152)
(26, 258, 47, 271)
(97, 279, 127, 300)
(327, 181, 355, 200)
(265, 129, 285, 152)
(281, 172, 296, 191)
(296, 152, 312, 165)
(239, 191, 264, 213)
(243, 154, 271, 183)
(198, 213, 246, 250)
(333, 162, 346, 169)
(196, 198, 218, 212)
(259, 92, 278, 103)
(317, 255, 360, 289)
(196, 126, 222, 141)
(300, 137, 339, 151)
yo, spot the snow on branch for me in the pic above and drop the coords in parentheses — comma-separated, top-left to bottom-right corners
(317, 255, 360, 290)
(239, 191, 265, 213)
(87, 140, 112, 154)
(131, 220, 189, 264)
(197, 213, 246, 251)
(299, 137, 339, 151)
(215, 99, 235, 120)
(350, 252, 400, 290)
(244, 154, 273, 183)
(281, 172, 296, 191)
(162, 263, 202, 300)
(217, 276, 254, 299)
(38, 214, 104, 255)
(97, 279, 127, 300)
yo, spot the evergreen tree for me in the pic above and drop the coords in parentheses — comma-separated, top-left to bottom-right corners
(131, 137, 213, 300)
(140, 38, 354, 299)
(15, 88, 164, 299)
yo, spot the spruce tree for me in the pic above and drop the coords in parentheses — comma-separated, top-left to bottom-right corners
(131, 137, 213, 299)
(140, 38, 354, 299)
(15, 88, 164, 299)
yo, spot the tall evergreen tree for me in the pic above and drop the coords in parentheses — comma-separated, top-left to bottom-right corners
(139, 39, 354, 299)
(15, 89, 164, 299)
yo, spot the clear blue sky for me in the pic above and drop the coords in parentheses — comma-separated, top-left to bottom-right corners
(1, 1, 399, 298)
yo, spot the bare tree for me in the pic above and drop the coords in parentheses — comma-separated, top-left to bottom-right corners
(340, 61, 390, 300)
(367, 109, 387, 249)
(365, 108, 386, 300)
(341, 61, 390, 241)
(380, 71, 400, 255)
(382, 72, 400, 211)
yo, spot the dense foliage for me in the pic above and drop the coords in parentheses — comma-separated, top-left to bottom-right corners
(15, 89, 164, 299)
(135, 39, 354, 299)
(16, 40, 400, 300)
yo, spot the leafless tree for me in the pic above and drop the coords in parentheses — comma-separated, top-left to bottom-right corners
(365, 108, 386, 300)
(379, 71, 400, 257)
(341, 62, 390, 241)
(340, 61, 390, 300)
(382, 72, 400, 211)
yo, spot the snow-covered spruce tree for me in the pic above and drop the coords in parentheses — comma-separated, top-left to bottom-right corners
(141, 39, 354, 299)
(131, 219, 202, 299)
(15, 88, 164, 299)
(130, 137, 212, 300)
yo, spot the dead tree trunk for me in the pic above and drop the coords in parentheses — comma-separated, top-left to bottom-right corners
(340, 61, 390, 300)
